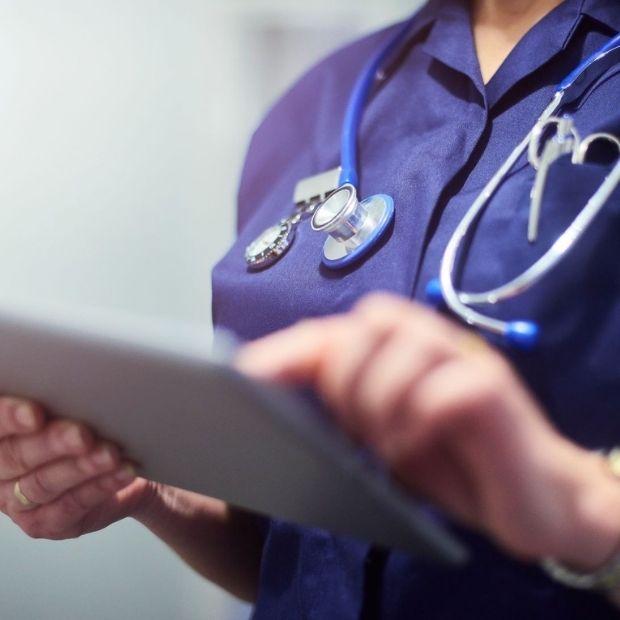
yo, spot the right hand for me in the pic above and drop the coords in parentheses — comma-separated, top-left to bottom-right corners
(0, 396, 150, 540)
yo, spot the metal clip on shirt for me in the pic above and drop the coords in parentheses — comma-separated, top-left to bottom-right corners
(527, 116, 581, 243)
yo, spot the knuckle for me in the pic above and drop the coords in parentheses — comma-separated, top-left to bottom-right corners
(472, 373, 501, 403)
(97, 474, 118, 493)
(455, 379, 502, 417)
(356, 291, 399, 310)
(50, 421, 91, 455)
(443, 371, 508, 428)
(57, 489, 87, 521)
(400, 322, 450, 357)
(354, 292, 402, 319)
(295, 317, 323, 332)
(28, 468, 52, 502)
(472, 360, 512, 398)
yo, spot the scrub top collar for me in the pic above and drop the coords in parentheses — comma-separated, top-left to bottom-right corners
(420, 0, 485, 95)
(415, 0, 619, 111)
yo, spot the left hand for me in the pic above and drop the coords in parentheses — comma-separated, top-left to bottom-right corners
(236, 292, 620, 570)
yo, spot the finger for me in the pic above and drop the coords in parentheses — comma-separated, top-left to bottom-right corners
(386, 358, 556, 531)
(354, 292, 462, 339)
(0, 420, 93, 481)
(18, 464, 137, 540)
(9, 443, 121, 512)
(234, 294, 452, 385)
(350, 323, 457, 440)
(0, 397, 45, 440)
(381, 357, 513, 464)
(315, 295, 433, 416)
(234, 317, 346, 384)
(306, 318, 391, 438)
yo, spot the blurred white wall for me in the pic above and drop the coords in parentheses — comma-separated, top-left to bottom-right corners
(0, 1, 418, 619)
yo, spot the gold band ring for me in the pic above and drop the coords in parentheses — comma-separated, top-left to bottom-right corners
(607, 448, 620, 479)
(13, 480, 37, 510)
(456, 331, 490, 356)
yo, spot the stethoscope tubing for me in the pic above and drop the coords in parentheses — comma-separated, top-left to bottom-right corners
(439, 32, 620, 347)
(459, 159, 620, 306)
(558, 31, 620, 94)
(439, 93, 565, 337)
(339, 16, 418, 188)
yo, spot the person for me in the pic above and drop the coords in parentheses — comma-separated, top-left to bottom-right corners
(1, 0, 620, 617)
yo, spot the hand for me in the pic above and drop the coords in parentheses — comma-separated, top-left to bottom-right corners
(0, 397, 263, 601)
(0, 397, 150, 540)
(236, 293, 620, 570)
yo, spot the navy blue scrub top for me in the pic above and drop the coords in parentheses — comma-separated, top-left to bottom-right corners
(212, 0, 620, 617)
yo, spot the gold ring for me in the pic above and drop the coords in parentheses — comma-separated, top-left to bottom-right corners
(607, 448, 620, 479)
(13, 480, 37, 509)
(456, 331, 489, 356)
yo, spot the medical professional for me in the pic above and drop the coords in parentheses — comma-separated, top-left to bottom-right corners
(0, 0, 620, 617)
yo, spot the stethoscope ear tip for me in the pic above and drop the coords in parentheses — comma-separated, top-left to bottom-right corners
(425, 278, 444, 307)
(425, 279, 540, 349)
(504, 321, 540, 350)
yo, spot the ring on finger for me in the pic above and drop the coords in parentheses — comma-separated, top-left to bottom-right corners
(456, 331, 489, 356)
(13, 480, 38, 510)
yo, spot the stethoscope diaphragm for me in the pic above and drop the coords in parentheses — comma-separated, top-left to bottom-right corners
(311, 184, 395, 269)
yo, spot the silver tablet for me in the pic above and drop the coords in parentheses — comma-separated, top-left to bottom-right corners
(0, 298, 466, 564)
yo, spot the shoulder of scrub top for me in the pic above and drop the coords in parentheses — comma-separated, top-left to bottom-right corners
(234, 14, 420, 235)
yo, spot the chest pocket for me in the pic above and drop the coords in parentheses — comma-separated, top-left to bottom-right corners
(458, 154, 620, 322)
(451, 155, 620, 444)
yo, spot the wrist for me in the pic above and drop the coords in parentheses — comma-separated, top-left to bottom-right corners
(553, 447, 620, 572)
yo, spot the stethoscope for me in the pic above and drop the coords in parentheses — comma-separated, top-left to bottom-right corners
(244, 18, 620, 349)
(431, 35, 620, 349)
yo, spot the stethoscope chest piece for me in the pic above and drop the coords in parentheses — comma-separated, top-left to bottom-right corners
(311, 184, 395, 269)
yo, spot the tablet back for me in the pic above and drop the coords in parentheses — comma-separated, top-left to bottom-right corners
(0, 299, 466, 564)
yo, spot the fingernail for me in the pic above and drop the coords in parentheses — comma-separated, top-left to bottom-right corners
(115, 464, 136, 483)
(91, 447, 114, 468)
(15, 404, 35, 429)
(63, 426, 85, 450)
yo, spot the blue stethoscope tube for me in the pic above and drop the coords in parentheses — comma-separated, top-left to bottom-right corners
(310, 17, 416, 269)
(339, 16, 418, 188)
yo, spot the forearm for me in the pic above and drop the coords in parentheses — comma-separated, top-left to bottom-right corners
(132, 482, 264, 602)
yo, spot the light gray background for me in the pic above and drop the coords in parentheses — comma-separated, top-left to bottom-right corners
(0, 1, 418, 618)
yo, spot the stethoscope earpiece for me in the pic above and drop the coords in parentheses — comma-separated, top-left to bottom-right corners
(425, 278, 445, 307)
(425, 279, 540, 350)
(504, 321, 540, 350)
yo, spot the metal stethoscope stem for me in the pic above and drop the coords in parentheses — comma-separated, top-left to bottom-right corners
(431, 89, 620, 349)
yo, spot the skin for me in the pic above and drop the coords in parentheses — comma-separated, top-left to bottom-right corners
(0, 398, 262, 602)
(1, 0, 617, 605)
(472, 0, 564, 83)
(235, 294, 620, 571)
